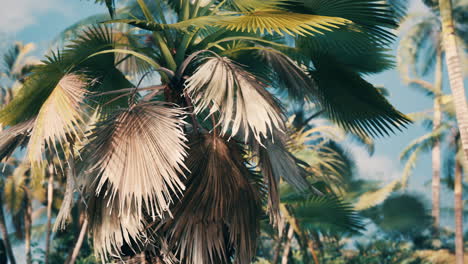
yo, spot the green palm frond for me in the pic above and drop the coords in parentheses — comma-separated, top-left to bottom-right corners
(397, 14, 441, 78)
(1, 42, 36, 79)
(163, 134, 261, 264)
(256, 48, 317, 102)
(217, 10, 350, 36)
(297, 29, 395, 74)
(354, 179, 400, 210)
(185, 56, 285, 142)
(290, 0, 397, 42)
(110, 10, 351, 37)
(286, 194, 364, 234)
(81, 102, 188, 220)
(310, 62, 411, 137)
(400, 126, 447, 161)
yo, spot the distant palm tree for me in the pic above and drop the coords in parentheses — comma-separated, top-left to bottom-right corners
(0, 0, 408, 262)
(397, 0, 467, 231)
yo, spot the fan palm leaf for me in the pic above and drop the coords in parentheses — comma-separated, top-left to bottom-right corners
(81, 102, 188, 219)
(162, 134, 261, 264)
(26, 74, 88, 164)
(185, 55, 285, 142)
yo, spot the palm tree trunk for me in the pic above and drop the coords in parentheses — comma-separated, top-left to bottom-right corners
(24, 193, 32, 264)
(67, 218, 88, 264)
(272, 224, 287, 264)
(455, 161, 464, 264)
(307, 239, 320, 264)
(45, 166, 54, 264)
(0, 193, 16, 264)
(432, 47, 443, 233)
(439, 0, 468, 161)
(281, 225, 295, 264)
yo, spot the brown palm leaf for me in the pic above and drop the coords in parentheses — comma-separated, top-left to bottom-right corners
(86, 189, 146, 261)
(81, 102, 188, 221)
(185, 56, 285, 143)
(162, 134, 261, 264)
(0, 119, 34, 162)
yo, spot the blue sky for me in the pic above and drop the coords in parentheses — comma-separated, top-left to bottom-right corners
(0, 0, 461, 261)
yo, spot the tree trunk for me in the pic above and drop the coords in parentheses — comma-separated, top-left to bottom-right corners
(24, 193, 32, 264)
(0, 193, 16, 264)
(45, 166, 54, 264)
(439, 0, 468, 161)
(307, 239, 320, 264)
(281, 225, 295, 264)
(455, 161, 464, 264)
(432, 47, 443, 233)
(67, 218, 88, 264)
(272, 224, 287, 264)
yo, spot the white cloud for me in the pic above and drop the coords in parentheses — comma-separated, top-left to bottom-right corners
(0, 0, 65, 33)
(349, 145, 401, 184)
(409, 0, 431, 13)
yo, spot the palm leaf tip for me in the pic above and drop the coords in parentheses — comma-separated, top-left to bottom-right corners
(27, 74, 89, 164)
(82, 102, 188, 220)
(185, 56, 285, 143)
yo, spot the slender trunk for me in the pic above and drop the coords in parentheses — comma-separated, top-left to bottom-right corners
(24, 193, 32, 264)
(45, 166, 54, 264)
(281, 225, 295, 264)
(439, 0, 468, 161)
(0, 194, 16, 264)
(432, 47, 443, 233)
(272, 225, 287, 264)
(455, 161, 464, 264)
(307, 239, 320, 264)
(67, 218, 88, 264)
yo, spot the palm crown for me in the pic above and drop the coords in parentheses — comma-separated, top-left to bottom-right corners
(0, 0, 409, 263)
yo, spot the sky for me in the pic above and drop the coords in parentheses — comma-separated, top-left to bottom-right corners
(0, 0, 462, 261)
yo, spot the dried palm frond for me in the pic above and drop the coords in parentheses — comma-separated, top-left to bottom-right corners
(162, 135, 261, 264)
(81, 102, 188, 220)
(27, 74, 88, 165)
(0, 119, 34, 162)
(87, 189, 146, 262)
(185, 56, 284, 143)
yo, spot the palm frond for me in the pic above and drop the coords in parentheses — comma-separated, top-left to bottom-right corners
(163, 134, 261, 264)
(27, 74, 88, 164)
(257, 48, 317, 102)
(81, 102, 188, 220)
(185, 56, 285, 142)
(87, 191, 145, 261)
(217, 10, 350, 36)
(310, 62, 411, 137)
(289, 194, 364, 234)
(0, 119, 34, 162)
(354, 179, 400, 210)
(290, 0, 397, 42)
(399, 126, 446, 162)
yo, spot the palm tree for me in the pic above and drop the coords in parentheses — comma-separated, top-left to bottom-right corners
(0, 42, 38, 264)
(439, 2, 468, 189)
(397, 0, 468, 231)
(0, 0, 407, 262)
